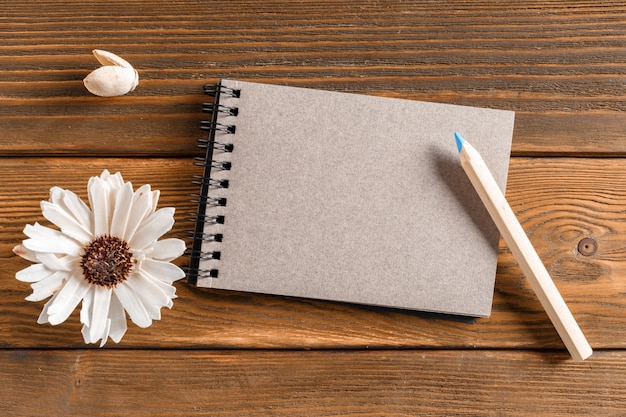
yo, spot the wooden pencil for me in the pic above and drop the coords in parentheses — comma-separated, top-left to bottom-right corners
(455, 132, 592, 361)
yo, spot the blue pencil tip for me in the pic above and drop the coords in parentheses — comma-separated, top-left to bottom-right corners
(454, 132, 465, 153)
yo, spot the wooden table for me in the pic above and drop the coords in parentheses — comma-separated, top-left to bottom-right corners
(3, 1, 626, 415)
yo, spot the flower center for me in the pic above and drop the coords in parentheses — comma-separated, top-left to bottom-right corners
(81, 235, 134, 288)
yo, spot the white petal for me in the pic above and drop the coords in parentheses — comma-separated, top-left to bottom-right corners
(130, 207, 175, 250)
(62, 189, 93, 235)
(109, 182, 134, 238)
(23, 235, 82, 257)
(107, 292, 128, 343)
(149, 238, 186, 261)
(80, 316, 110, 346)
(13, 244, 39, 262)
(102, 170, 124, 189)
(81, 323, 93, 344)
(98, 171, 125, 229)
(26, 271, 68, 302)
(89, 285, 112, 344)
(37, 291, 60, 324)
(22, 223, 83, 256)
(35, 253, 75, 272)
(113, 282, 151, 328)
(149, 190, 160, 218)
(47, 271, 91, 325)
(80, 286, 94, 327)
(41, 201, 92, 244)
(99, 319, 112, 347)
(126, 272, 178, 320)
(147, 275, 178, 301)
(99, 169, 111, 179)
(143, 303, 161, 320)
(16, 263, 54, 283)
(49, 187, 92, 233)
(123, 278, 162, 320)
(89, 176, 110, 236)
(49, 186, 64, 204)
(141, 258, 185, 283)
(127, 271, 171, 308)
(122, 184, 152, 242)
(23, 222, 63, 240)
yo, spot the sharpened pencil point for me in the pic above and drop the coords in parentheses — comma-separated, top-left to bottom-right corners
(454, 132, 465, 153)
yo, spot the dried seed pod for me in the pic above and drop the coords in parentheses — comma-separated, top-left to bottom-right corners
(91, 49, 135, 69)
(83, 49, 138, 97)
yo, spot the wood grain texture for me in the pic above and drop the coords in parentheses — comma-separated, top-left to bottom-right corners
(3, 349, 626, 417)
(2, 1, 626, 155)
(3, 0, 626, 414)
(1, 157, 624, 350)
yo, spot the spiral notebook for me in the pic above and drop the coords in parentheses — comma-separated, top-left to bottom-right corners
(187, 79, 515, 317)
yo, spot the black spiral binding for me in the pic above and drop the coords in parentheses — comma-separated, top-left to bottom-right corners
(186, 81, 239, 284)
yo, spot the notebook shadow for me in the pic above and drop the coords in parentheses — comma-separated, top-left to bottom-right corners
(429, 146, 501, 257)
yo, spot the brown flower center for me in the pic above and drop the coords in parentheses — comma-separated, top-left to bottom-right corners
(81, 235, 134, 288)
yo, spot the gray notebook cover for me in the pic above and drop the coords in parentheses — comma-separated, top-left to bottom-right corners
(191, 79, 514, 317)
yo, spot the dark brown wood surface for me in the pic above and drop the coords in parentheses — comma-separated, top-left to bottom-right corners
(2, 1, 626, 415)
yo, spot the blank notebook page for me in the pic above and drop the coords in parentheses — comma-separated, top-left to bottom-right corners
(194, 79, 515, 317)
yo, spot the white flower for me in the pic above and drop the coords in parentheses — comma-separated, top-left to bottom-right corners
(13, 170, 186, 346)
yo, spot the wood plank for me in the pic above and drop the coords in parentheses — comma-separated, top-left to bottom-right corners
(5, 1, 626, 415)
(2, 349, 625, 416)
(2, 1, 626, 155)
(0, 156, 624, 349)
(0, 94, 206, 157)
(514, 111, 626, 157)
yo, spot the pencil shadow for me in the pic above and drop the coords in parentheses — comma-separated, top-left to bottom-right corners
(429, 146, 501, 255)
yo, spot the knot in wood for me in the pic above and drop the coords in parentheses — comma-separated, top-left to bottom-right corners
(577, 238, 598, 256)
